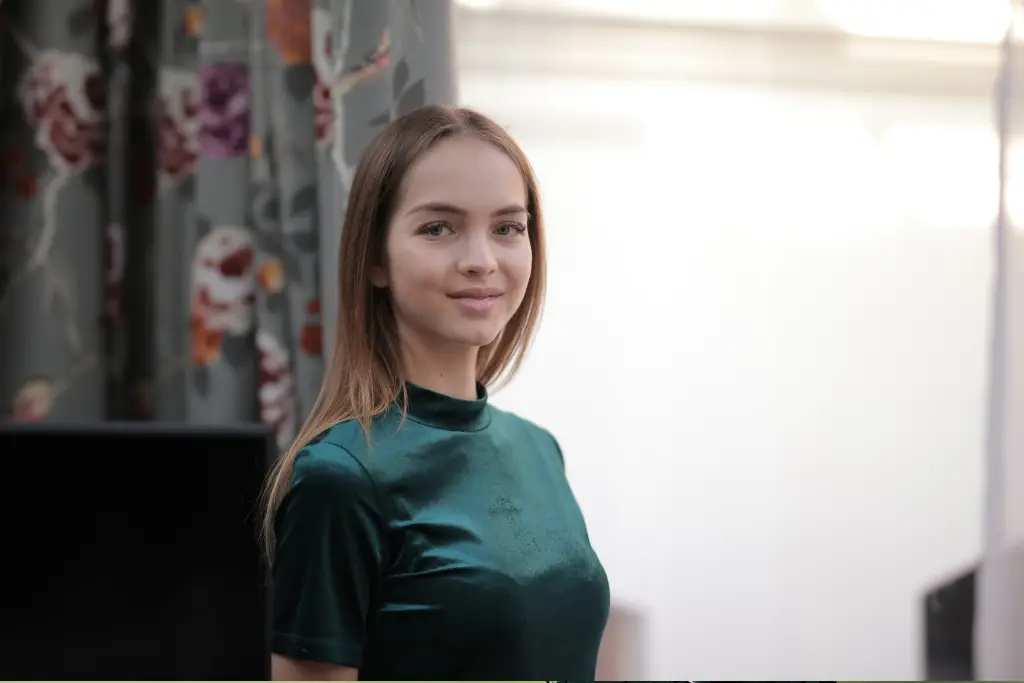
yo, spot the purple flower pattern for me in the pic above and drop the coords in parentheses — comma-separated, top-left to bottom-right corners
(198, 63, 250, 158)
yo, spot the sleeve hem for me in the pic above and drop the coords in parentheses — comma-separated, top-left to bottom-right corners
(270, 632, 363, 669)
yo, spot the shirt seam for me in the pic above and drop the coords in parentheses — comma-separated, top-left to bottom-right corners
(270, 631, 362, 668)
(400, 411, 493, 433)
(322, 441, 394, 571)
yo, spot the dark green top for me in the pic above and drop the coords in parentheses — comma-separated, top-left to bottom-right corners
(270, 382, 610, 680)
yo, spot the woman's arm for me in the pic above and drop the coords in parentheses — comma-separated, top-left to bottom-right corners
(270, 445, 387, 680)
(271, 654, 358, 681)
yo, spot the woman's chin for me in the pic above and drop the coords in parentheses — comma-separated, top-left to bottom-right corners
(441, 322, 505, 349)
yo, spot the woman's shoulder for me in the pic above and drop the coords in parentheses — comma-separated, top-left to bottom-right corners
(291, 420, 374, 491)
(490, 407, 563, 460)
(276, 424, 387, 539)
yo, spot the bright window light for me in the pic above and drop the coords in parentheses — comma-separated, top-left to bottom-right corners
(820, 0, 1011, 44)
(479, 0, 787, 25)
(880, 124, 1000, 229)
(454, 0, 504, 10)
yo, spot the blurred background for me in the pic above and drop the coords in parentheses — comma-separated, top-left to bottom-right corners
(1, 0, 1022, 679)
(462, 0, 1008, 679)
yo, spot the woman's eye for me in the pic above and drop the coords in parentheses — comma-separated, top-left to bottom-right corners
(496, 222, 526, 236)
(422, 221, 451, 236)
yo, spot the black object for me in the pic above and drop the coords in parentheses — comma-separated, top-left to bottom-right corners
(923, 564, 976, 681)
(0, 421, 275, 681)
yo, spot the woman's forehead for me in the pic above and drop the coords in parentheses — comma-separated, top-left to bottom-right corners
(396, 137, 527, 212)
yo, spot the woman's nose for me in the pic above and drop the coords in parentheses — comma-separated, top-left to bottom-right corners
(458, 231, 498, 275)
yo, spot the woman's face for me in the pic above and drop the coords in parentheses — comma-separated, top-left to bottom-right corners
(374, 135, 532, 352)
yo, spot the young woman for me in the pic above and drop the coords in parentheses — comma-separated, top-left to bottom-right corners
(262, 105, 610, 681)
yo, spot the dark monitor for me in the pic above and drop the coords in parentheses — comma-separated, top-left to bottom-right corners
(0, 422, 275, 681)
(922, 564, 976, 681)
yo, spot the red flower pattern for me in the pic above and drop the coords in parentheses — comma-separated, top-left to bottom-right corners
(11, 378, 55, 422)
(190, 226, 258, 366)
(256, 330, 296, 450)
(18, 51, 105, 173)
(157, 69, 200, 188)
(300, 297, 322, 357)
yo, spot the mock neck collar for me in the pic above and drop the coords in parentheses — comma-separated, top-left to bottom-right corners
(400, 381, 490, 432)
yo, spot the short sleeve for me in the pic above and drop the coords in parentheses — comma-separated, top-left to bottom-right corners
(270, 442, 387, 668)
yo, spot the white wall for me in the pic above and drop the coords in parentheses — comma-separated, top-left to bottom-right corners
(458, 49, 995, 678)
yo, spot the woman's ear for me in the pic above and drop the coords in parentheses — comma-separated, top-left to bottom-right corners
(370, 264, 389, 288)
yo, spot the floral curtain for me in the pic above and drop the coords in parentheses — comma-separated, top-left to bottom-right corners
(0, 0, 456, 449)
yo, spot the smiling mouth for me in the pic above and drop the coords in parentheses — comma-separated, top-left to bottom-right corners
(448, 290, 503, 315)
(447, 288, 504, 300)
(448, 293, 503, 301)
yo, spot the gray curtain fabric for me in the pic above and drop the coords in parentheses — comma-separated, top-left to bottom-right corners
(979, 7, 1024, 678)
(0, 0, 456, 450)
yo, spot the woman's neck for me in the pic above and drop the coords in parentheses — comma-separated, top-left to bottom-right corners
(399, 332, 479, 400)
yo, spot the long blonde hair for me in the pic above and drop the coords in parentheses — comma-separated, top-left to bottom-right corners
(261, 106, 547, 559)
